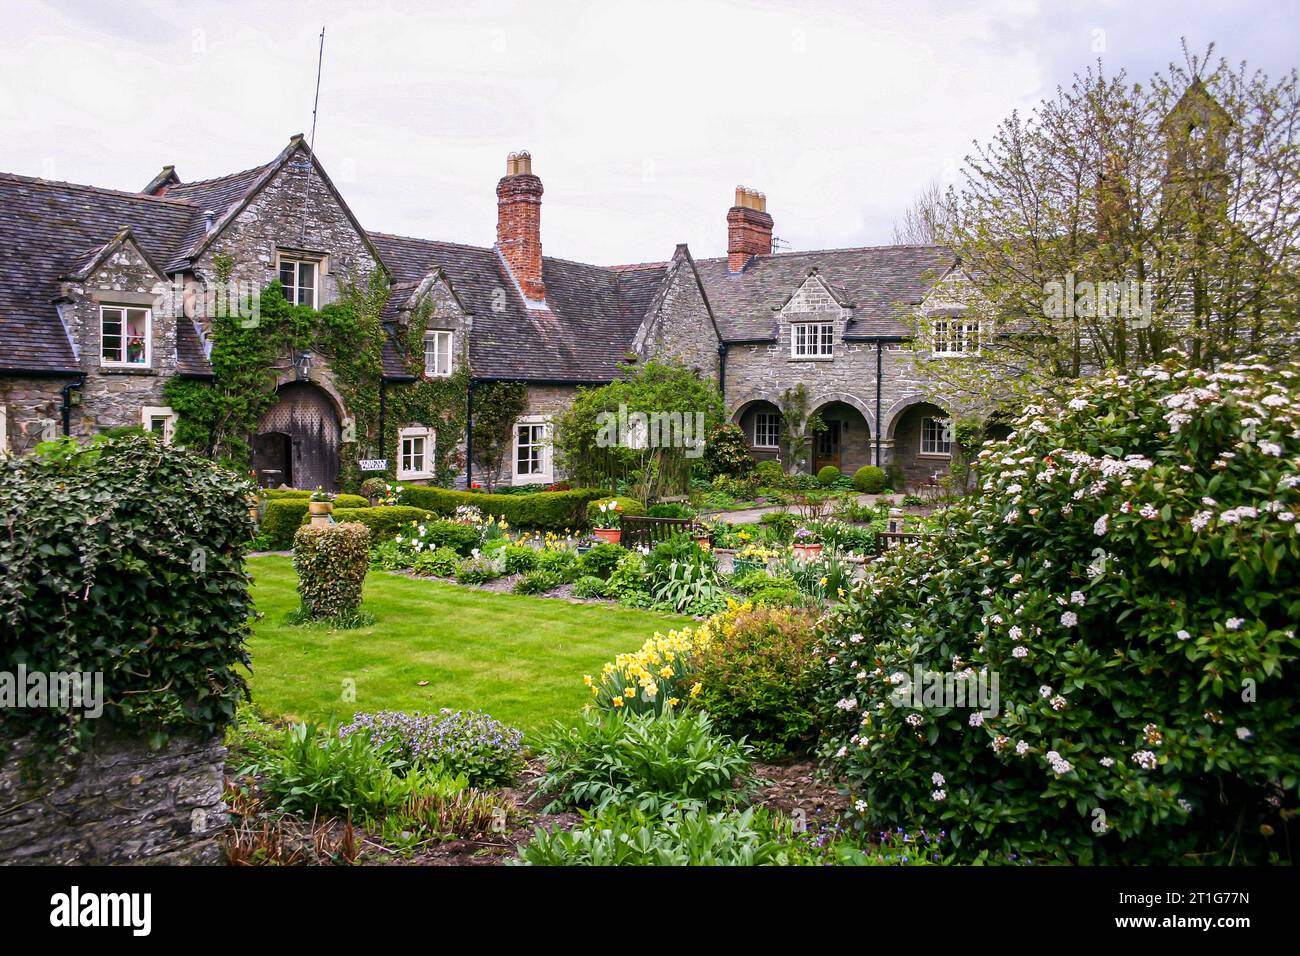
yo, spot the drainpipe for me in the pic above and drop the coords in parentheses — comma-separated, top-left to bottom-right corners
(378, 379, 387, 469)
(465, 379, 475, 489)
(60, 374, 85, 437)
(874, 343, 883, 467)
(717, 341, 727, 395)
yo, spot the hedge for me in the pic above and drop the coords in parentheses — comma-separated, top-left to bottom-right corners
(0, 434, 253, 764)
(326, 506, 434, 543)
(586, 496, 646, 524)
(262, 488, 368, 509)
(399, 485, 607, 530)
(852, 465, 887, 493)
(261, 500, 310, 550)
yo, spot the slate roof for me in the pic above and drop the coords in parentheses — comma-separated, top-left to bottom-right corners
(371, 233, 668, 382)
(690, 245, 956, 341)
(0, 173, 201, 373)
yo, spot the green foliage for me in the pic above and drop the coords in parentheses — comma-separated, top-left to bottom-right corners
(576, 542, 625, 579)
(694, 604, 822, 759)
(411, 547, 460, 577)
(515, 806, 816, 866)
(534, 709, 755, 816)
(777, 384, 825, 475)
(534, 547, 579, 583)
(749, 584, 805, 608)
(816, 358, 1300, 864)
(501, 544, 539, 574)
(755, 459, 786, 486)
(0, 435, 253, 765)
(326, 506, 435, 544)
(646, 502, 694, 519)
(702, 423, 756, 480)
(552, 361, 725, 500)
(292, 523, 371, 620)
(454, 552, 505, 585)
(400, 485, 605, 530)
(572, 575, 608, 599)
(853, 465, 887, 493)
(470, 381, 529, 492)
(513, 568, 567, 594)
(603, 551, 648, 598)
(261, 500, 310, 549)
(816, 465, 841, 487)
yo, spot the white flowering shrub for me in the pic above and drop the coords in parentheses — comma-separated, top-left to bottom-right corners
(816, 358, 1300, 863)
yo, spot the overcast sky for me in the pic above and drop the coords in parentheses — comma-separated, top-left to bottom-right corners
(0, 0, 1295, 265)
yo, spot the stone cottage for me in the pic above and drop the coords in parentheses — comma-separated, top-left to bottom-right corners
(0, 137, 979, 490)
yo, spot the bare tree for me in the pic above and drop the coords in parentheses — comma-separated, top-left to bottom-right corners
(891, 179, 949, 245)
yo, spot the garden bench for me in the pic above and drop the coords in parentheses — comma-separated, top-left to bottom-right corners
(620, 515, 694, 549)
(873, 531, 925, 554)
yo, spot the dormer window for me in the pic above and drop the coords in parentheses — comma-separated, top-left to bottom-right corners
(278, 255, 318, 307)
(791, 321, 834, 358)
(100, 306, 151, 367)
(423, 330, 453, 377)
(932, 317, 981, 356)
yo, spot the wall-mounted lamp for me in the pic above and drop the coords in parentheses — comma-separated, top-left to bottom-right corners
(295, 351, 312, 382)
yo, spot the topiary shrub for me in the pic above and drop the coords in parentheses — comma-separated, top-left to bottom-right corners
(693, 603, 823, 759)
(755, 459, 786, 487)
(292, 522, 372, 620)
(816, 465, 841, 487)
(586, 496, 645, 524)
(325, 506, 434, 543)
(852, 465, 887, 493)
(0, 434, 253, 765)
(333, 493, 370, 509)
(815, 358, 1300, 864)
(262, 499, 310, 549)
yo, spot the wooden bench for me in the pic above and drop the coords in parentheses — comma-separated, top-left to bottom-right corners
(620, 515, 695, 549)
(873, 530, 926, 554)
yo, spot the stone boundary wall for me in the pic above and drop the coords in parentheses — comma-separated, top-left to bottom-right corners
(0, 731, 227, 865)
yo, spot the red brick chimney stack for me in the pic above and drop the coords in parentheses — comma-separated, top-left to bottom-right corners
(496, 150, 545, 302)
(727, 186, 773, 273)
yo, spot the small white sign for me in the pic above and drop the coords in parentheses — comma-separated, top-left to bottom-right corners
(359, 459, 388, 471)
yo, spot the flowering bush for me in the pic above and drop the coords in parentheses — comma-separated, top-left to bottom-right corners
(815, 358, 1300, 864)
(338, 709, 524, 786)
(292, 522, 371, 620)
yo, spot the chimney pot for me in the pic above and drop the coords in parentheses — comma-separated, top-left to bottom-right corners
(727, 185, 773, 272)
(497, 150, 545, 302)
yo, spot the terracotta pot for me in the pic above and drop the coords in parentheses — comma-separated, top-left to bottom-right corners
(592, 527, 622, 544)
(309, 501, 334, 516)
(792, 542, 823, 560)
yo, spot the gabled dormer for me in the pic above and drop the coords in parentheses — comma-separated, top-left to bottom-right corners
(778, 268, 852, 361)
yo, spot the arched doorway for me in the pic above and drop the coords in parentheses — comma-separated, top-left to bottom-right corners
(732, 398, 783, 465)
(885, 399, 953, 489)
(810, 399, 873, 475)
(253, 382, 341, 491)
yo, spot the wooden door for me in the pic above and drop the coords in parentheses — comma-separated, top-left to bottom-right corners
(253, 383, 340, 491)
(815, 421, 842, 472)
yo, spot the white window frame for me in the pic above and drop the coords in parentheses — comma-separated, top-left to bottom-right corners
(920, 416, 953, 458)
(512, 416, 553, 483)
(99, 305, 152, 368)
(141, 406, 178, 445)
(753, 411, 781, 449)
(277, 254, 320, 308)
(397, 426, 436, 480)
(931, 317, 981, 357)
(423, 330, 454, 378)
(790, 321, 835, 358)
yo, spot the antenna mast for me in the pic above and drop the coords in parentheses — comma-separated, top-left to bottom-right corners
(300, 26, 325, 243)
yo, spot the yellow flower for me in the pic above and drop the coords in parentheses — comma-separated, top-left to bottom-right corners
(690, 681, 702, 698)
(583, 674, 593, 686)
(668, 697, 681, 707)
(659, 666, 674, 678)
(819, 576, 828, 587)
(624, 687, 636, 698)
(591, 685, 600, 695)
(611, 697, 624, 708)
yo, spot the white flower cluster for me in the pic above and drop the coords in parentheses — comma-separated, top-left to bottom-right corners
(1131, 750, 1158, 770)
(1045, 750, 1072, 775)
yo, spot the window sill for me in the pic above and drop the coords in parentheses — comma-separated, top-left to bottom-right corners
(99, 365, 156, 375)
(397, 473, 433, 482)
(917, 453, 952, 460)
(788, 356, 834, 362)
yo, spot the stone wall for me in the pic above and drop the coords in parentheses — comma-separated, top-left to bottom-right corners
(0, 376, 67, 455)
(480, 383, 579, 489)
(634, 252, 720, 381)
(0, 731, 228, 865)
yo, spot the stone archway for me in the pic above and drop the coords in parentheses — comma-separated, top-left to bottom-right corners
(883, 396, 953, 489)
(809, 398, 873, 475)
(730, 395, 784, 465)
(253, 382, 342, 491)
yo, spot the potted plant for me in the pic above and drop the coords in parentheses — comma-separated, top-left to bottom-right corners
(591, 499, 623, 544)
(308, 488, 335, 516)
(792, 527, 823, 560)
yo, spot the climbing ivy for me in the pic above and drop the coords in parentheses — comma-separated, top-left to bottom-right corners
(164, 267, 471, 492)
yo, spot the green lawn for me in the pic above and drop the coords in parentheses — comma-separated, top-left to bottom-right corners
(244, 555, 690, 737)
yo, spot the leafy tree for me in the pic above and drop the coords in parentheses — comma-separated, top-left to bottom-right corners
(552, 361, 724, 500)
(471, 382, 528, 492)
(918, 43, 1300, 412)
(777, 384, 824, 476)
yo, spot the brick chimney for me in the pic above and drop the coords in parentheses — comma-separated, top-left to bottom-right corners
(727, 186, 773, 272)
(496, 150, 545, 303)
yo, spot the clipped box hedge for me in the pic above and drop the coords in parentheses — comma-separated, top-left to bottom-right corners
(292, 522, 371, 619)
(399, 485, 607, 530)
(262, 500, 310, 549)
(262, 488, 369, 508)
